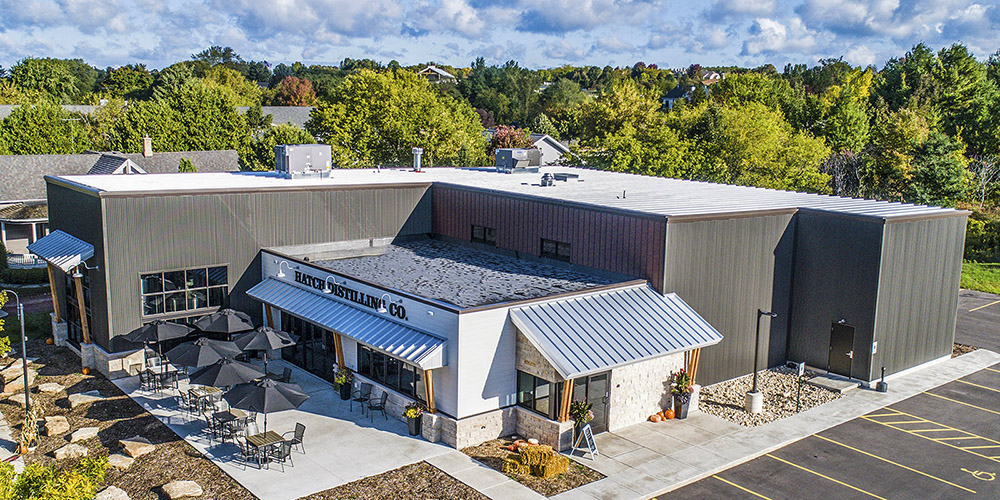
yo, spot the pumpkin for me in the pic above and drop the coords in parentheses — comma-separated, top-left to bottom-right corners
(650, 414, 662, 422)
(81, 367, 91, 375)
(45, 338, 54, 345)
(663, 409, 675, 420)
(658, 411, 667, 419)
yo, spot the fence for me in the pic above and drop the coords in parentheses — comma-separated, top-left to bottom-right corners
(6, 254, 45, 269)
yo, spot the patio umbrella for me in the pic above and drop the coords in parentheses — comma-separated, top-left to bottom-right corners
(188, 357, 264, 388)
(193, 309, 254, 339)
(223, 378, 309, 432)
(165, 337, 241, 368)
(232, 326, 297, 372)
(118, 321, 194, 372)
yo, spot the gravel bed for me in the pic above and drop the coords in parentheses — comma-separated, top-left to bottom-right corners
(697, 366, 841, 427)
(953, 343, 978, 357)
(299, 461, 486, 500)
(461, 437, 604, 497)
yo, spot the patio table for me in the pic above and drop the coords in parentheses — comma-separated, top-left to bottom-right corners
(212, 409, 249, 442)
(246, 430, 284, 467)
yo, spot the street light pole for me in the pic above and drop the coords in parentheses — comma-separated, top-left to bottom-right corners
(0, 290, 29, 413)
(746, 308, 777, 414)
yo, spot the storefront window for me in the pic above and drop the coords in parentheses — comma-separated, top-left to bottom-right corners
(540, 238, 571, 262)
(471, 225, 496, 246)
(356, 344, 424, 402)
(517, 370, 558, 419)
(141, 265, 228, 319)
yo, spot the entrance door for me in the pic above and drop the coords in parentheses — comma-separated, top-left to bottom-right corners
(573, 372, 610, 434)
(828, 323, 855, 377)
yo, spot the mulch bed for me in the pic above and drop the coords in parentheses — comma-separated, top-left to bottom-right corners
(0, 340, 257, 500)
(461, 438, 604, 497)
(299, 461, 486, 500)
(953, 343, 978, 357)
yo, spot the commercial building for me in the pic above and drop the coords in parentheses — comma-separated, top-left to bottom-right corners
(33, 162, 967, 449)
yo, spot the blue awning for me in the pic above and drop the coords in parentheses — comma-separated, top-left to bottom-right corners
(509, 284, 722, 379)
(246, 279, 446, 369)
(26, 230, 95, 272)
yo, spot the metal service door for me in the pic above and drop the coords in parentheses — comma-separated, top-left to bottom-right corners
(574, 372, 611, 434)
(828, 323, 855, 377)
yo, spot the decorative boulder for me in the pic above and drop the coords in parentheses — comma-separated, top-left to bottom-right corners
(162, 480, 203, 499)
(95, 486, 130, 500)
(1, 368, 36, 394)
(68, 390, 105, 408)
(120, 436, 155, 458)
(70, 427, 100, 443)
(53, 443, 88, 459)
(107, 453, 134, 469)
(38, 382, 65, 394)
(44, 416, 70, 436)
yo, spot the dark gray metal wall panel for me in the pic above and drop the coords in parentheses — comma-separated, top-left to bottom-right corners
(101, 186, 431, 348)
(44, 183, 109, 346)
(874, 216, 966, 377)
(663, 213, 795, 385)
(788, 213, 882, 380)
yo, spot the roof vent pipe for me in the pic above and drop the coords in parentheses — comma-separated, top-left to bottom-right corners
(412, 147, 424, 172)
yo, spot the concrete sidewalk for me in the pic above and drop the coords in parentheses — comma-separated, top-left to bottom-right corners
(552, 349, 1000, 500)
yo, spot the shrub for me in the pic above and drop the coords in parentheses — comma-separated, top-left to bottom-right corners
(0, 268, 48, 285)
(5, 455, 108, 500)
(0, 242, 7, 270)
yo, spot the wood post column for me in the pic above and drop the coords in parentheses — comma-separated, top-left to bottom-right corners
(73, 271, 90, 344)
(423, 369, 436, 413)
(558, 379, 574, 422)
(46, 263, 62, 323)
(264, 304, 274, 328)
(332, 333, 345, 367)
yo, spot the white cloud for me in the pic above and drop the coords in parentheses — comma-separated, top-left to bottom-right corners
(410, 0, 488, 37)
(844, 45, 877, 65)
(541, 40, 588, 60)
(518, 0, 658, 33)
(704, 0, 777, 21)
(742, 16, 817, 56)
(592, 36, 634, 53)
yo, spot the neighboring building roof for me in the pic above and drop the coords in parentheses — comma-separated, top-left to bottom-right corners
(313, 239, 625, 308)
(26, 229, 95, 272)
(510, 284, 723, 379)
(528, 133, 571, 155)
(417, 66, 456, 79)
(246, 278, 447, 369)
(664, 85, 693, 99)
(237, 106, 314, 130)
(0, 150, 238, 202)
(0, 202, 48, 221)
(88, 155, 146, 175)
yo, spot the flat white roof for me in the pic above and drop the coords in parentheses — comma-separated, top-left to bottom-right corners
(50, 166, 963, 220)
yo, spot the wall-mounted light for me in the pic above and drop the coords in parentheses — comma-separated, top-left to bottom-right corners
(276, 260, 293, 278)
(323, 276, 337, 294)
(427, 311, 434, 316)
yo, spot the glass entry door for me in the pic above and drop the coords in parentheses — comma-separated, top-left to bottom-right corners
(573, 372, 610, 434)
(281, 313, 337, 382)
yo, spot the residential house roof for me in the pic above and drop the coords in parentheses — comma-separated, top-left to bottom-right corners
(417, 65, 456, 80)
(237, 106, 314, 129)
(0, 202, 48, 222)
(88, 155, 146, 175)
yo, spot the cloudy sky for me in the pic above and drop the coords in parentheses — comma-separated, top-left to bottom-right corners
(0, 0, 997, 71)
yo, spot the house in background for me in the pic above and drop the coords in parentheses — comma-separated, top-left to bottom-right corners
(417, 65, 457, 83)
(484, 129, 571, 165)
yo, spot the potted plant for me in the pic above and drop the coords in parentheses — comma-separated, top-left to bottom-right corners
(670, 368, 694, 419)
(569, 399, 594, 439)
(403, 402, 424, 436)
(333, 367, 353, 400)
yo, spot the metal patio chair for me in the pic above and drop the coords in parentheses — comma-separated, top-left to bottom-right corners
(368, 391, 389, 422)
(282, 423, 305, 453)
(351, 383, 373, 414)
(268, 440, 294, 472)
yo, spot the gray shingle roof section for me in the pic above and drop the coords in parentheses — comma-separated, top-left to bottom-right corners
(246, 278, 446, 369)
(509, 284, 723, 379)
(238, 106, 313, 129)
(26, 229, 95, 272)
(313, 239, 625, 308)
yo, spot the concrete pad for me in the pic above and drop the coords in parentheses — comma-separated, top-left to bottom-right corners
(424, 450, 478, 473)
(479, 479, 545, 500)
(610, 446, 665, 468)
(806, 373, 860, 393)
(592, 432, 642, 458)
(447, 464, 509, 491)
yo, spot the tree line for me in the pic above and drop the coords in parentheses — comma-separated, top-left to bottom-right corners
(0, 44, 998, 261)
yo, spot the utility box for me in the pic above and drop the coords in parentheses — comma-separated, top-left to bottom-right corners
(274, 144, 333, 179)
(495, 148, 540, 173)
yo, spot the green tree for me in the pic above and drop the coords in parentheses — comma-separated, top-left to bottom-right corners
(307, 69, 486, 167)
(201, 66, 261, 106)
(0, 103, 90, 154)
(907, 131, 969, 205)
(529, 113, 560, 139)
(242, 123, 316, 171)
(576, 79, 660, 143)
(151, 63, 195, 100)
(102, 64, 153, 99)
(178, 157, 196, 172)
(9, 58, 78, 103)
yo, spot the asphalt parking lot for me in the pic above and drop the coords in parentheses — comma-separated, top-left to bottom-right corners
(956, 290, 1000, 351)
(660, 364, 1000, 499)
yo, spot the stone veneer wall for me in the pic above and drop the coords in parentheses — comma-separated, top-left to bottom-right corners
(353, 375, 418, 425)
(516, 407, 575, 451)
(607, 351, 685, 431)
(515, 331, 562, 382)
(421, 406, 517, 449)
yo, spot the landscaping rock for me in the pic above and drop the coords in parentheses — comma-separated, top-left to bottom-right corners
(38, 382, 65, 394)
(1, 367, 37, 394)
(95, 486, 130, 500)
(120, 436, 155, 458)
(107, 453, 134, 469)
(44, 416, 70, 436)
(68, 390, 105, 408)
(162, 480, 203, 499)
(53, 443, 88, 459)
(70, 427, 100, 443)
(699, 366, 841, 427)
(6, 394, 26, 407)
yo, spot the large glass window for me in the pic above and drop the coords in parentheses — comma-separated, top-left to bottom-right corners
(540, 238, 571, 262)
(517, 370, 558, 419)
(356, 344, 424, 402)
(141, 265, 228, 318)
(471, 225, 497, 246)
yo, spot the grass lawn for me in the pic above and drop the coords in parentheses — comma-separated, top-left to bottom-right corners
(961, 261, 1000, 295)
(1, 311, 53, 344)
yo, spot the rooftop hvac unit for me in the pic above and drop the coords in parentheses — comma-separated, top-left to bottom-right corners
(274, 144, 333, 179)
(495, 148, 541, 173)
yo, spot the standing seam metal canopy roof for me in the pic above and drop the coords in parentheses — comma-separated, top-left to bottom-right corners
(509, 284, 722, 379)
(246, 278, 446, 369)
(26, 230, 95, 272)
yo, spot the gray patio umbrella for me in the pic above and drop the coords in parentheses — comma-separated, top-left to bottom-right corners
(165, 337, 241, 368)
(118, 320, 194, 372)
(188, 357, 264, 388)
(232, 326, 297, 372)
(223, 378, 309, 432)
(193, 309, 255, 339)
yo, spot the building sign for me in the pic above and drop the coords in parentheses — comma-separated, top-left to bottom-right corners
(293, 270, 408, 320)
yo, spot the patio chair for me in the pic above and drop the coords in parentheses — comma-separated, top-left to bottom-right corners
(244, 421, 260, 438)
(280, 367, 292, 383)
(268, 440, 294, 472)
(236, 437, 260, 469)
(138, 370, 152, 390)
(282, 423, 305, 453)
(142, 370, 162, 391)
(368, 391, 389, 422)
(351, 383, 373, 414)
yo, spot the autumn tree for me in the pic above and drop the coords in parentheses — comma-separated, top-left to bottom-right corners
(270, 76, 317, 106)
(488, 125, 533, 158)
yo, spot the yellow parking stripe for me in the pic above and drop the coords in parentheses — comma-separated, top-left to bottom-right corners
(969, 299, 1000, 312)
(924, 391, 1000, 416)
(813, 435, 976, 494)
(766, 454, 888, 499)
(863, 407, 1000, 463)
(956, 379, 1000, 394)
(984, 367, 1000, 374)
(711, 475, 774, 500)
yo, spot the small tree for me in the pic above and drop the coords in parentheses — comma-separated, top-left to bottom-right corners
(969, 156, 1000, 209)
(488, 125, 533, 159)
(178, 157, 196, 172)
(270, 76, 317, 106)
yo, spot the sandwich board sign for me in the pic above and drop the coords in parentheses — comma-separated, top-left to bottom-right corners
(573, 424, 599, 460)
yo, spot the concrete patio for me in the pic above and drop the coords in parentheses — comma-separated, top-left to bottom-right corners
(115, 360, 460, 500)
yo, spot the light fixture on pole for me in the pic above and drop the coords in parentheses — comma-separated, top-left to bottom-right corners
(322, 276, 337, 294)
(0, 290, 30, 412)
(745, 309, 777, 414)
(275, 260, 293, 278)
(377, 293, 391, 314)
